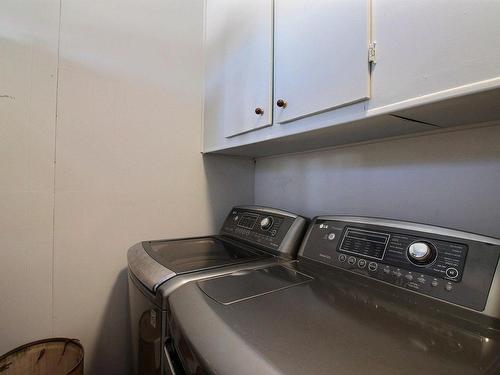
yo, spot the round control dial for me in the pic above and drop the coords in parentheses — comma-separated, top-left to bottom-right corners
(260, 216, 274, 231)
(407, 242, 436, 265)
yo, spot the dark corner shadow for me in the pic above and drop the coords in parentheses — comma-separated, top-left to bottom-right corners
(202, 153, 255, 228)
(88, 268, 132, 375)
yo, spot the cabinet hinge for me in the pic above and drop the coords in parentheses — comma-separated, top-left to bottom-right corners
(368, 42, 376, 65)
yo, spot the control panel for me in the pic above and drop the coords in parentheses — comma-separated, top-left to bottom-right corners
(220, 206, 307, 257)
(300, 217, 500, 311)
(234, 212, 282, 237)
(338, 227, 467, 281)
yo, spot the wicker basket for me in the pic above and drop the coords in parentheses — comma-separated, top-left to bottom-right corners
(0, 338, 84, 375)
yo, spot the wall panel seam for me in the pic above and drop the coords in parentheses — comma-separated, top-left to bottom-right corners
(51, 0, 63, 337)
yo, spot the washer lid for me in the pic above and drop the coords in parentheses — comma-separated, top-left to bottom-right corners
(144, 236, 270, 274)
(197, 265, 312, 305)
(127, 242, 176, 292)
(128, 236, 273, 292)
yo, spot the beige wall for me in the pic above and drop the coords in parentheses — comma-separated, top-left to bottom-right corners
(0, 0, 60, 353)
(1, 1, 254, 374)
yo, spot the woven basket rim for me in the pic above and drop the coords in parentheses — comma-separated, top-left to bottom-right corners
(0, 338, 84, 375)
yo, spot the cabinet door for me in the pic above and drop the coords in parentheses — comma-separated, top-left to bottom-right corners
(372, 0, 500, 109)
(204, 0, 273, 138)
(274, 0, 371, 123)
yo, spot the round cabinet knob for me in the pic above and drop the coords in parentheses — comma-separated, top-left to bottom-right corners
(407, 242, 436, 265)
(260, 216, 274, 231)
(276, 99, 287, 108)
(255, 107, 264, 115)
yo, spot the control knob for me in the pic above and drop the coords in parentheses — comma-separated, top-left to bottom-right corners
(260, 216, 274, 231)
(407, 242, 436, 265)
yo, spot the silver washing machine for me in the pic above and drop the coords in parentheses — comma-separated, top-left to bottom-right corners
(127, 205, 309, 375)
(167, 216, 500, 375)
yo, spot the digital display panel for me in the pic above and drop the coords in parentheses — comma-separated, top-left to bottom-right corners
(237, 213, 259, 230)
(339, 227, 390, 260)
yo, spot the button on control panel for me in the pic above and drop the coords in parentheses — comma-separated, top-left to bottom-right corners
(446, 267, 459, 278)
(357, 259, 367, 268)
(300, 218, 500, 312)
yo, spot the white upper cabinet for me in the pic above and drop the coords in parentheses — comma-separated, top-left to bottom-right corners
(203, 0, 500, 156)
(204, 0, 273, 138)
(371, 0, 500, 109)
(274, 0, 371, 124)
